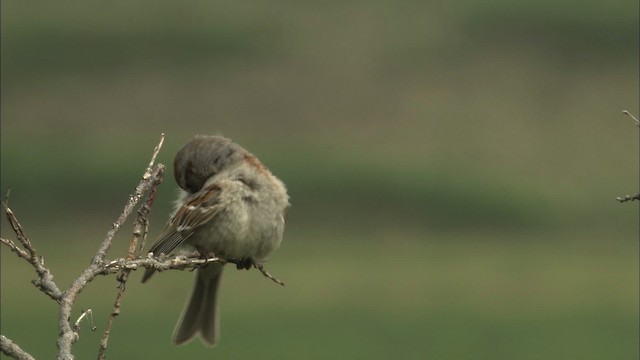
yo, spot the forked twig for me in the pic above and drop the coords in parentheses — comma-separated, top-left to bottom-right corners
(1, 196, 63, 302)
(97, 164, 165, 360)
(57, 134, 166, 360)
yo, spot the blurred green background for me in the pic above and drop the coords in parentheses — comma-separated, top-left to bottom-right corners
(1, 1, 638, 359)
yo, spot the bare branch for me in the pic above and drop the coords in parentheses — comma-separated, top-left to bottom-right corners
(617, 193, 640, 203)
(97, 165, 165, 360)
(254, 263, 285, 286)
(144, 133, 165, 180)
(622, 110, 639, 127)
(103, 254, 224, 274)
(92, 133, 166, 266)
(2, 197, 32, 249)
(1, 201, 63, 302)
(0, 237, 31, 261)
(135, 165, 165, 258)
(3, 188, 11, 204)
(0, 335, 35, 360)
(615, 111, 639, 203)
(57, 134, 166, 360)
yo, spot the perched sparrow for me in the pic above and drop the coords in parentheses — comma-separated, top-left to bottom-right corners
(142, 135, 289, 347)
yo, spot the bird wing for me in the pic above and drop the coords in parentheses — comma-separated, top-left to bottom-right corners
(147, 183, 223, 257)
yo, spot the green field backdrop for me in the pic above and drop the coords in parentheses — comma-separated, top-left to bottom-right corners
(1, 1, 638, 359)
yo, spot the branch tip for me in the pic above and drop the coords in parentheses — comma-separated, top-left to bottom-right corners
(254, 263, 285, 286)
(622, 110, 639, 127)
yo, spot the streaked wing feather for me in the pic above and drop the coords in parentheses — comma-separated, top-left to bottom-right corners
(146, 184, 222, 257)
(148, 227, 190, 256)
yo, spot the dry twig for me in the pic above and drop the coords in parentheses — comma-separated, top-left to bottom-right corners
(616, 111, 639, 203)
(56, 134, 166, 360)
(622, 110, 639, 127)
(616, 193, 640, 203)
(254, 263, 285, 286)
(97, 164, 165, 360)
(1, 199, 63, 302)
(0, 335, 35, 360)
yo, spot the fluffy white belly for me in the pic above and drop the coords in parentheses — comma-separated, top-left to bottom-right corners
(184, 199, 285, 261)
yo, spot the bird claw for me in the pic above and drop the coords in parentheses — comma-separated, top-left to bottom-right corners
(233, 258, 254, 270)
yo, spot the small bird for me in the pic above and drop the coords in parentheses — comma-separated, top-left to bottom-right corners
(142, 135, 289, 346)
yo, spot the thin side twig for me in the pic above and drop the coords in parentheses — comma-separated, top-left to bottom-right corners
(254, 263, 285, 286)
(0, 335, 35, 360)
(0, 237, 31, 262)
(97, 165, 165, 360)
(616, 193, 640, 203)
(616, 111, 639, 203)
(135, 166, 164, 258)
(622, 110, 639, 127)
(92, 133, 165, 266)
(1, 200, 63, 302)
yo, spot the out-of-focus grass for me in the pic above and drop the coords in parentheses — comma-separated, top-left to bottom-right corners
(1, 228, 637, 359)
(4, 309, 636, 360)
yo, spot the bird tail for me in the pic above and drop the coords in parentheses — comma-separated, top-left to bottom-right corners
(172, 263, 224, 346)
